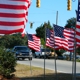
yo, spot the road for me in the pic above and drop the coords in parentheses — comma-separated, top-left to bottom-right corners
(17, 58, 80, 74)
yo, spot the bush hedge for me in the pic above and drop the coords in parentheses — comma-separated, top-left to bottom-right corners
(0, 47, 17, 78)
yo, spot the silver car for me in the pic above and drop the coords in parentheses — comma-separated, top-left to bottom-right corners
(34, 49, 51, 58)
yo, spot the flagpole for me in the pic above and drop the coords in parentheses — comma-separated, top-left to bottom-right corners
(72, 5, 79, 80)
(44, 22, 47, 80)
(73, 10, 77, 80)
(26, 32, 32, 75)
(71, 27, 75, 80)
(53, 11, 58, 80)
(73, 27, 77, 80)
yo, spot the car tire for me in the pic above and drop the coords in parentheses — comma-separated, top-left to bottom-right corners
(38, 54, 41, 58)
(47, 56, 50, 59)
(22, 58, 25, 60)
(34, 54, 37, 58)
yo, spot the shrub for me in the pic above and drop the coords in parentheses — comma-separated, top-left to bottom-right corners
(0, 48, 17, 78)
(76, 59, 80, 62)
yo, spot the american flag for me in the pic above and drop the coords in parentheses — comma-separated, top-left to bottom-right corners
(76, 0, 80, 42)
(27, 34, 41, 51)
(53, 24, 69, 50)
(63, 28, 75, 52)
(0, 0, 31, 34)
(54, 24, 76, 52)
(46, 28, 59, 49)
(46, 24, 76, 52)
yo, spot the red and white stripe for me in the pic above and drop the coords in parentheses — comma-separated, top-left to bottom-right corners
(0, 0, 31, 34)
(63, 28, 75, 52)
(75, 0, 80, 43)
(64, 28, 80, 52)
(46, 30, 60, 49)
(28, 35, 41, 51)
(46, 28, 78, 52)
(76, 22, 80, 42)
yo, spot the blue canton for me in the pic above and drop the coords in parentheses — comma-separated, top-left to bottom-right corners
(77, 0, 80, 22)
(27, 34, 33, 41)
(46, 28, 51, 38)
(53, 24, 64, 38)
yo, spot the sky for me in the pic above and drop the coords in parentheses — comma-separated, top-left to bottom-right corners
(26, 0, 78, 34)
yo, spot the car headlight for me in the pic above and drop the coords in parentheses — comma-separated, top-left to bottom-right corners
(29, 52, 32, 56)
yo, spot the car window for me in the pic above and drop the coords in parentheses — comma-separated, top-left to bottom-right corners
(14, 46, 30, 51)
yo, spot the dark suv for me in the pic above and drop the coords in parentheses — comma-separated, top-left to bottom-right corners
(12, 46, 32, 60)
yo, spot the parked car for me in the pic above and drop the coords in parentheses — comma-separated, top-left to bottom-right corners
(33, 51, 41, 58)
(34, 49, 51, 59)
(56, 56, 66, 60)
(76, 55, 80, 59)
(71, 55, 80, 60)
(12, 46, 32, 60)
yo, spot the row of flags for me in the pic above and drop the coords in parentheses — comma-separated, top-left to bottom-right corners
(27, 24, 79, 52)
(27, 0, 80, 52)
(0, 0, 80, 52)
(46, 25, 77, 52)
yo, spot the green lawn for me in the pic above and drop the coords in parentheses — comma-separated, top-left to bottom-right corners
(13, 63, 80, 80)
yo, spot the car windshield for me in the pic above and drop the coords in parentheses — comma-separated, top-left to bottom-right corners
(15, 46, 29, 51)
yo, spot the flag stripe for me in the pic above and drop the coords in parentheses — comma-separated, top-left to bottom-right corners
(0, 0, 31, 34)
(46, 29, 60, 49)
(27, 34, 41, 51)
(76, 0, 80, 43)
(0, 21, 24, 26)
(0, 4, 27, 10)
(0, 13, 25, 18)
(0, 28, 23, 34)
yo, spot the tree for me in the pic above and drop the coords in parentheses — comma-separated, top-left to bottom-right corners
(36, 21, 53, 48)
(76, 47, 80, 55)
(0, 47, 17, 78)
(0, 33, 28, 49)
(36, 24, 45, 39)
(36, 21, 52, 39)
(65, 17, 76, 29)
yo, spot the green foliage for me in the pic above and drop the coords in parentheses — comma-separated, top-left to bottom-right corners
(41, 38, 45, 48)
(65, 17, 76, 29)
(55, 49, 66, 56)
(36, 24, 45, 39)
(0, 33, 27, 49)
(76, 59, 80, 62)
(76, 47, 80, 55)
(36, 21, 53, 49)
(36, 21, 53, 40)
(0, 47, 17, 78)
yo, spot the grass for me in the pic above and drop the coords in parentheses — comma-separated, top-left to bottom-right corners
(13, 63, 80, 80)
